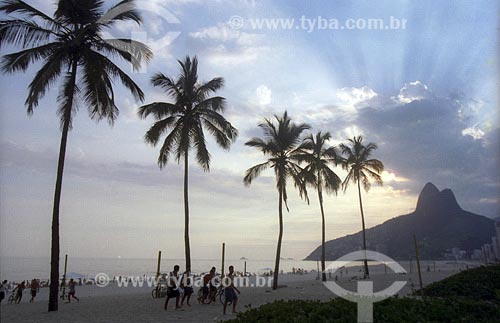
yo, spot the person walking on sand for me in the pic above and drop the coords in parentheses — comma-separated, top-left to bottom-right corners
(180, 270, 193, 307)
(29, 278, 39, 303)
(223, 265, 240, 315)
(0, 280, 7, 303)
(201, 267, 215, 304)
(164, 265, 181, 311)
(67, 279, 80, 303)
(13, 281, 26, 304)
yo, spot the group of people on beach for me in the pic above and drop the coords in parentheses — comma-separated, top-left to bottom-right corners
(163, 265, 240, 315)
(0, 278, 40, 304)
(0, 277, 79, 304)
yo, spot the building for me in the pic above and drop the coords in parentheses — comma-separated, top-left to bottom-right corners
(492, 237, 499, 261)
(471, 249, 482, 260)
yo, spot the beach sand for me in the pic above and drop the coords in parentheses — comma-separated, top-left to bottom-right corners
(0, 269, 457, 323)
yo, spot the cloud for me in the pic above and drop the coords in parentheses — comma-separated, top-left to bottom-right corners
(189, 23, 268, 66)
(393, 81, 430, 104)
(255, 85, 272, 106)
(462, 126, 485, 140)
(380, 171, 410, 183)
(479, 198, 499, 204)
(336, 86, 378, 108)
(0, 140, 274, 205)
(189, 23, 263, 46)
(203, 45, 267, 65)
(339, 125, 364, 140)
(349, 94, 499, 216)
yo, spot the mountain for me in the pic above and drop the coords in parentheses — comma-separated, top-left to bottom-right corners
(305, 182, 495, 260)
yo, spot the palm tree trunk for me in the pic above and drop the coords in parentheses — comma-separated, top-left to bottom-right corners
(357, 180, 369, 279)
(318, 185, 327, 282)
(48, 60, 78, 312)
(272, 186, 283, 290)
(183, 152, 191, 272)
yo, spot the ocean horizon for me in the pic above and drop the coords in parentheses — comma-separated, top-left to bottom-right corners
(0, 256, 477, 282)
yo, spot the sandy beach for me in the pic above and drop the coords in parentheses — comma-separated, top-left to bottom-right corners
(1, 269, 458, 323)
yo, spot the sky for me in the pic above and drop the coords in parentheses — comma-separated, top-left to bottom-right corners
(0, 0, 499, 261)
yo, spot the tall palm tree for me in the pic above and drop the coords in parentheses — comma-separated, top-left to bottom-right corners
(138, 56, 238, 272)
(297, 132, 342, 282)
(340, 136, 384, 279)
(244, 111, 310, 289)
(0, 0, 151, 311)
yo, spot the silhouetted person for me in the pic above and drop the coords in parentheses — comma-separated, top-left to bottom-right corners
(223, 265, 240, 315)
(0, 280, 7, 303)
(201, 267, 216, 304)
(29, 278, 39, 303)
(180, 270, 193, 307)
(164, 265, 180, 310)
(67, 279, 79, 303)
(14, 281, 25, 304)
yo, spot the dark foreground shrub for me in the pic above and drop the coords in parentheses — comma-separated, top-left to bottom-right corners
(224, 297, 500, 323)
(419, 264, 500, 302)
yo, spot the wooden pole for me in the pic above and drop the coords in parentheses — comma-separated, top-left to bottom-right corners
(63, 254, 68, 278)
(221, 242, 225, 277)
(413, 234, 424, 296)
(155, 250, 162, 281)
(244, 261, 247, 276)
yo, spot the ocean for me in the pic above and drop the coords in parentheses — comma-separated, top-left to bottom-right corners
(0, 257, 324, 282)
(0, 256, 475, 283)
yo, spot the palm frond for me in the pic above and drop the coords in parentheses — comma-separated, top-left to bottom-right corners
(87, 50, 144, 101)
(80, 50, 118, 124)
(202, 118, 231, 150)
(288, 162, 309, 204)
(137, 102, 181, 120)
(245, 138, 271, 153)
(243, 161, 271, 185)
(340, 136, 384, 192)
(144, 116, 179, 146)
(196, 77, 224, 100)
(0, 0, 60, 26)
(99, 0, 141, 25)
(0, 19, 56, 49)
(151, 72, 182, 99)
(98, 38, 152, 71)
(55, 0, 104, 25)
(199, 109, 237, 143)
(192, 122, 210, 171)
(321, 167, 342, 194)
(195, 96, 225, 112)
(157, 122, 182, 168)
(1, 42, 59, 72)
(56, 70, 80, 130)
(342, 170, 355, 192)
(25, 49, 67, 113)
(175, 124, 191, 162)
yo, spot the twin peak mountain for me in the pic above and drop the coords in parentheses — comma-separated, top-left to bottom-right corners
(305, 182, 495, 260)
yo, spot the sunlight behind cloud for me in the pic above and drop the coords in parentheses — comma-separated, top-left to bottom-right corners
(393, 80, 430, 104)
(336, 86, 378, 108)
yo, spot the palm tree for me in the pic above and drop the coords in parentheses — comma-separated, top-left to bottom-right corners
(340, 136, 384, 279)
(244, 111, 310, 289)
(297, 132, 342, 282)
(138, 56, 238, 273)
(0, 0, 151, 311)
